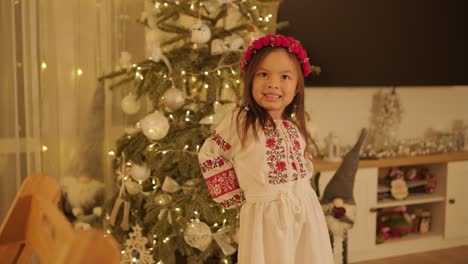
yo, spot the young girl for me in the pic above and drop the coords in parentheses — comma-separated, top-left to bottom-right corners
(198, 34, 334, 264)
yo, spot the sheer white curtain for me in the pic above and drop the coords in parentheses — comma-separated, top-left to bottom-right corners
(0, 0, 144, 221)
(38, 0, 112, 183)
(0, 0, 42, 221)
(37, 0, 145, 196)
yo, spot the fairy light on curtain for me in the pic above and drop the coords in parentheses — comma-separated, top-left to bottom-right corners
(74, 0, 83, 79)
(95, 0, 103, 75)
(71, 0, 83, 179)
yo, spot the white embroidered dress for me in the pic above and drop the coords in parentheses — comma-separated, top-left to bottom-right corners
(198, 110, 333, 264)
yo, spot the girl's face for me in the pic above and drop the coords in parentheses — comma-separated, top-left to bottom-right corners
(252, 49, 299, 120)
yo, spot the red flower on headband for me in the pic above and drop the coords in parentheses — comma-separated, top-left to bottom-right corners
(272, 35, 289, 47)
(241, 34, 311, 76)
(244, 47, 254, 61)
(297, 49, 307, 61)
(253, 40, 264, 50)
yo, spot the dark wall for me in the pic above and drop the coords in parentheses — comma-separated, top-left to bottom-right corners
(277, 0, 468, 86)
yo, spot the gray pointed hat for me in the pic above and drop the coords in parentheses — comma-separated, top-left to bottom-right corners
(321, 129, 367, 205)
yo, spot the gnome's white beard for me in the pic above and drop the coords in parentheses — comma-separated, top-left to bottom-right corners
(61, 177, 104, 209)
(322, 203, 356, 237)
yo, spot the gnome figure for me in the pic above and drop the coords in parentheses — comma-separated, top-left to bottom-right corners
(60, 175, 105, 230)
(321, 128, 367, 264)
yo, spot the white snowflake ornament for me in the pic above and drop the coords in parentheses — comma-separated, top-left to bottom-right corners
(121, 225, 155, 264)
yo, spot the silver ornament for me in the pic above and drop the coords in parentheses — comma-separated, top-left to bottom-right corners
(121, 93, 141, 115)
(139, 111, 170, 140)
(130, 163, 151, 182)
(184, 220, 213, 251)
(162, 87, 185, 111)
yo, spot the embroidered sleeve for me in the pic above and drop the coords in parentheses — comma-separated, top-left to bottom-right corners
(198, 110, 245, 209)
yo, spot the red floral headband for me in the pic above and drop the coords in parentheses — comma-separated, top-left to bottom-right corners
(241, 34, 311, 77)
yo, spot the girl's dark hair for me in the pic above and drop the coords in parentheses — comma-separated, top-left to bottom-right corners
(236, 46, 308, 148)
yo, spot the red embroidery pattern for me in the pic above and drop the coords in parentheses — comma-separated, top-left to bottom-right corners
(282, 121, 307, 179)
(199, 156, 226, 173)
(210, 132, 231, 151)
(205, 168, 240, 198)
(264, 127, 288, 184)
(220, 191, 246, 209)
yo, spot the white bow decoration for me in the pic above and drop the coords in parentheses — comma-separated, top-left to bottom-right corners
(212, 226, 237, 256)
(162, 176, 182, 193)
(150, 44, 173, 73)
(110, 154, 132, 230)
(200, 102, 237, 129)
(161, 177, 202, 195)
(211, 34, 244, 55)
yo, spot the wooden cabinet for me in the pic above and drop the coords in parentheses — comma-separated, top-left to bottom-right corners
(314, 152, 468, 262)
(446, 161, 468, 240)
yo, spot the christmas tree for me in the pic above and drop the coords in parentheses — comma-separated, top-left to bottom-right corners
(100, 1, 281, 263)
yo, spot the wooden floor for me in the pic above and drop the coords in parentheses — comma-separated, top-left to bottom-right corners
(354, 246, 468, 264)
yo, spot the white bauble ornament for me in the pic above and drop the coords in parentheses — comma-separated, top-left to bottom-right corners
(191, 24, 211, 44)
(154, 193, 173, 206)
(139, 111, 170, 140)
(125, 180, 143, 195)
(121, 93, 141, 115)
(130, 163, 151, 182)
(162, 87, 185, 111)
(184, 220, 213, 251)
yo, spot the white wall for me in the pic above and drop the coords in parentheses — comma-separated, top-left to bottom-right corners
(304, 86, 468, 147)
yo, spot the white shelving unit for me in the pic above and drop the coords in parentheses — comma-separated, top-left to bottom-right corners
(376, 194, 446, 208)
(315, 152, 468, 262)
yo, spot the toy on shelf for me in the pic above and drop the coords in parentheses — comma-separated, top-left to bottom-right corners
(376, 206, 413, 243)
(413, 209, 432, 234)
(390, 178, 408, 200)
(378, 166, 438, 201)
(376, 206, 433, 244)
(419, 168, 437, 193)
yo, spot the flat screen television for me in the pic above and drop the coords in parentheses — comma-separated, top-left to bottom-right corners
(277, 0, 468, 86)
